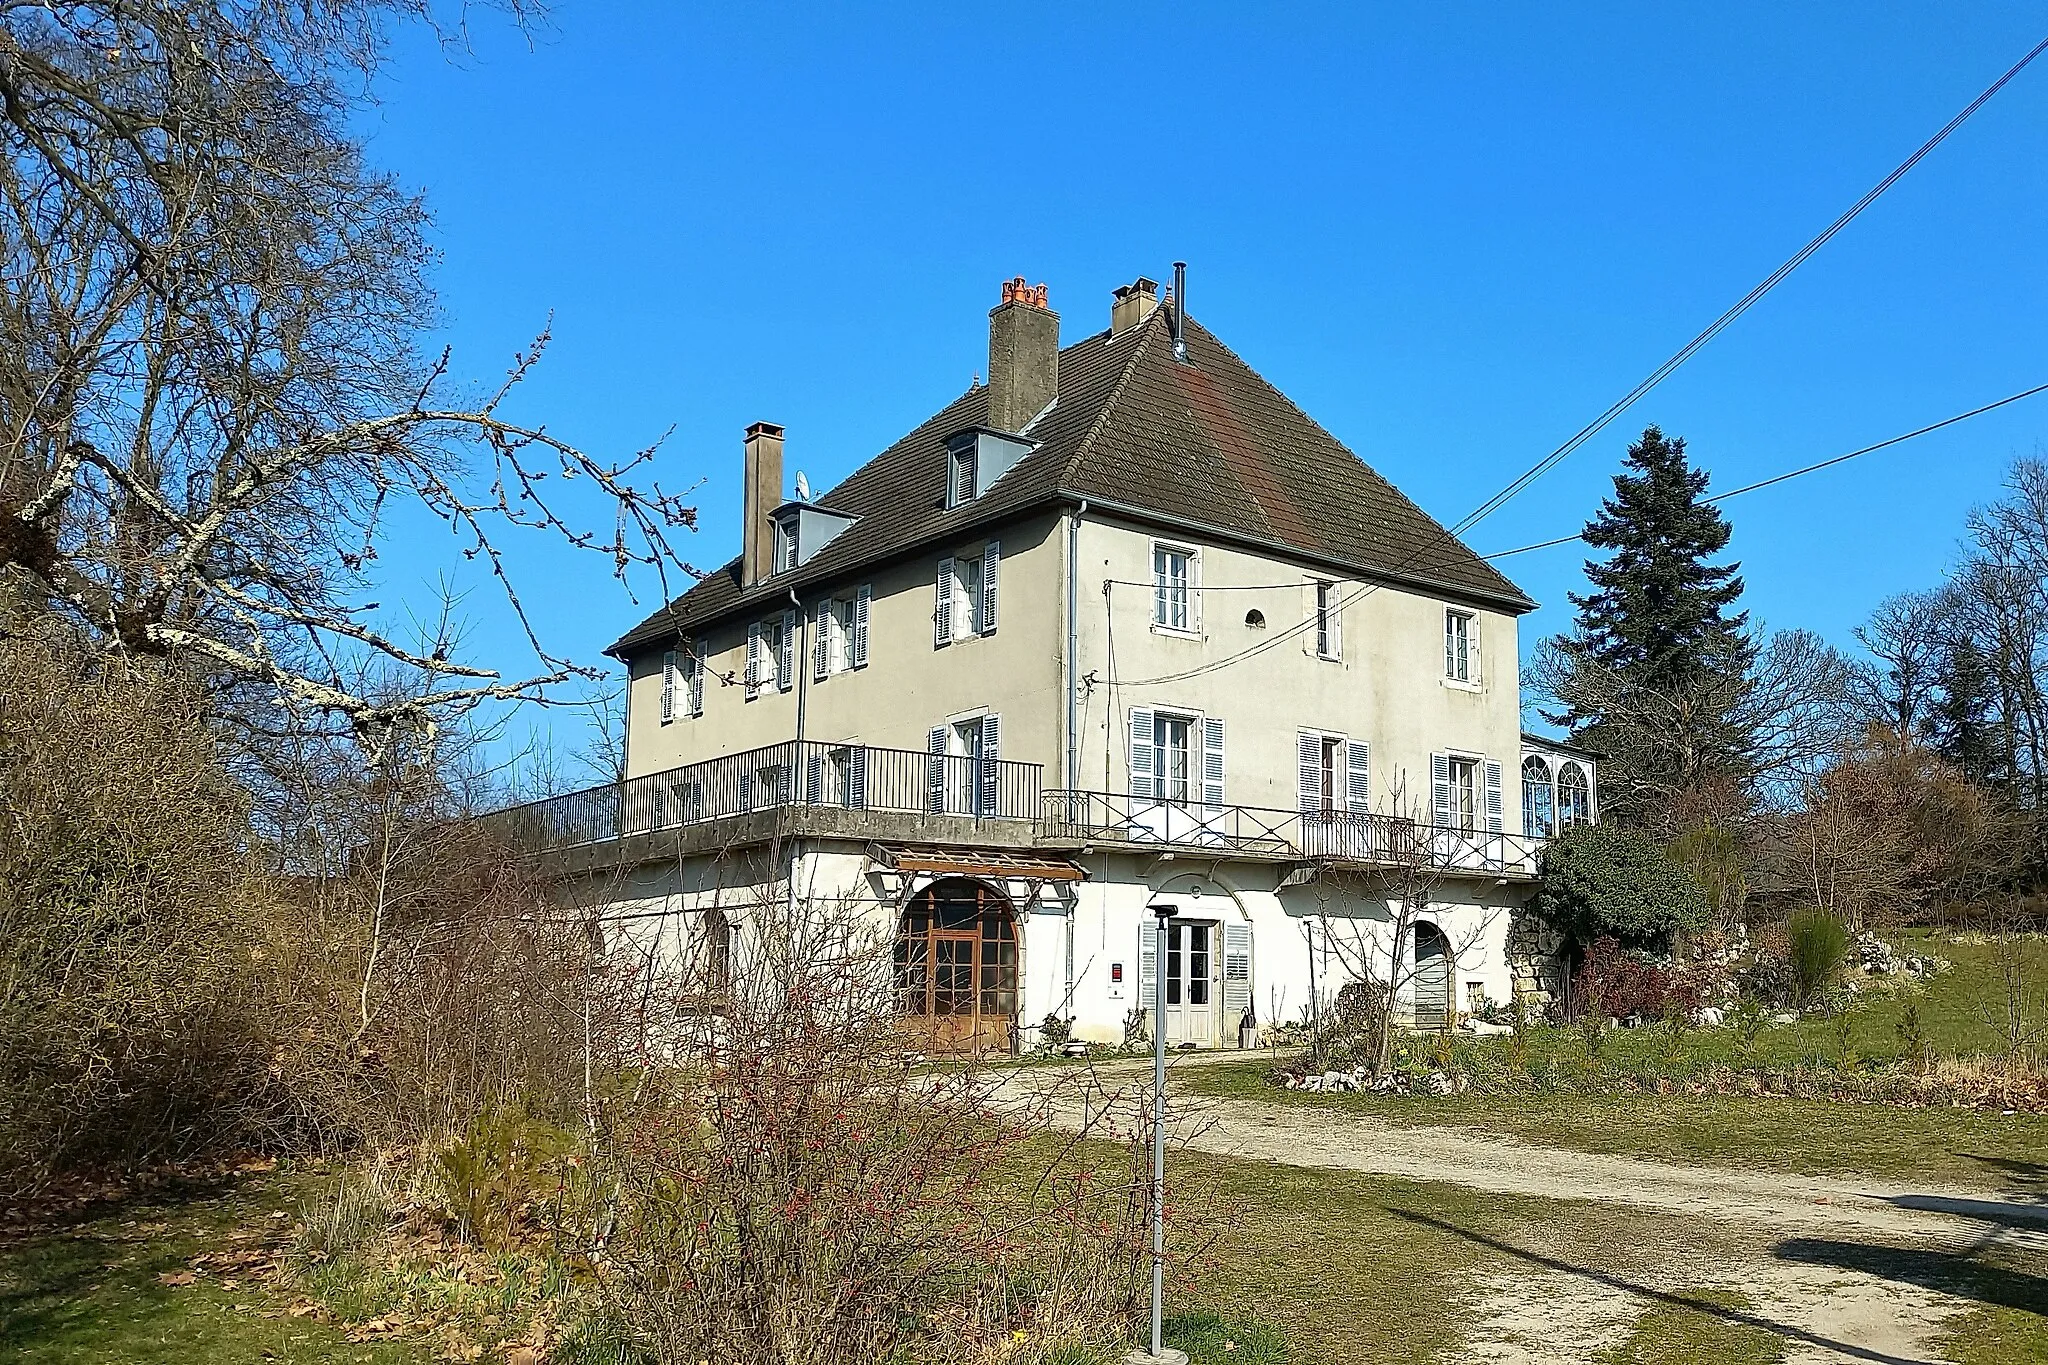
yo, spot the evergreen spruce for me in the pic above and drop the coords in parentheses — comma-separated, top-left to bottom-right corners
(1928, 635, 2000, 788)
(1568, 425, 1748, 689)
(1555, 426, 1753, 823)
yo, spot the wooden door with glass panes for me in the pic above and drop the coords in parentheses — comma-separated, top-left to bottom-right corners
(893, 878, 1017, 1054)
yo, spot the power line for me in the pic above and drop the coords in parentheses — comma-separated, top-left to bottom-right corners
(1481, 378, 2048, 561)
(1448, 31, 2048, 541)
(1115, 377, 2048, 686)
(1106, 35, 2048, 690)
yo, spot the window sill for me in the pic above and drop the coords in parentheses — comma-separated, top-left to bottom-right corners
(1315, 652, 1343, 664)
(1441, 677, 1483, 694)
(1150, 624, 1202, 642)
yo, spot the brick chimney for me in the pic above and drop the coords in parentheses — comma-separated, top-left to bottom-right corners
(1111, 277, 1159, 335)
(740, 421, 783, 587)
(987, 277, 1058, 433)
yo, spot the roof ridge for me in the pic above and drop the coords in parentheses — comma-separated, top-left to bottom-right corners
(1056, 304, 1170, 488)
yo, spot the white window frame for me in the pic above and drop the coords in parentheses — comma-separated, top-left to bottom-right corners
(1151, 540, 1199, 638)
(1446, 752, 1481, 830)
(936, 545, 998, 646)
(774, 514, 799, 574)
(1313, 579, 1341, 661)
(1444, 607, 1480, 688)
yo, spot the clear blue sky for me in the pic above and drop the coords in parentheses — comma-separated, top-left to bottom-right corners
(362, 4, 2048, 769)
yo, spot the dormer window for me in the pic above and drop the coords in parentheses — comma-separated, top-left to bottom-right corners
(950, 442, 977, 508)
(773, 513, 799, 574)
(944, 427, 1032, 508)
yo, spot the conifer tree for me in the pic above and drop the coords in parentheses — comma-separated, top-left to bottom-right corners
(1928, 635, 2001, 789)
(1546, 426, 1754, 825)
(1568, 426, 1748, 689)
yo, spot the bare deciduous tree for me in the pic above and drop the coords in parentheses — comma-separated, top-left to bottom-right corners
(0, 1, 694, 764)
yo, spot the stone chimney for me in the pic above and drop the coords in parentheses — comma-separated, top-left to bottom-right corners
(1111, 277, 1159, 335)
(987, 277, 1058, 433)
(740, 421, 783, 587)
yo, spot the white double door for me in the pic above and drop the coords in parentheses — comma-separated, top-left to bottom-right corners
(1158, 919, 1219, 1048)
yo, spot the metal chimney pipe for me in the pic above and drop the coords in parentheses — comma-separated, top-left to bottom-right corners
(1171, 261, 1188, 362)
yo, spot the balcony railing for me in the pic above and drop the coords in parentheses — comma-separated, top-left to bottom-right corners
(485, 740, 1043, 854)
(1040, 789, 1547, 875)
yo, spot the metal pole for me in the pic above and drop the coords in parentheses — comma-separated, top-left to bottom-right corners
(1148, 902, 1174, 1359)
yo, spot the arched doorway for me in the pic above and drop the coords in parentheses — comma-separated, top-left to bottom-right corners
(1412, 921, 1452, 1031)
(894, 877, 1018, 1054)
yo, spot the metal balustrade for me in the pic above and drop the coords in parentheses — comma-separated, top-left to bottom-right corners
(1040, 789, 1547, 874)
(484, 740, 1043, 854)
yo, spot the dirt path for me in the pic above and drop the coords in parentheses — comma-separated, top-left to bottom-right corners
(1000, 1065, 2048, 1364)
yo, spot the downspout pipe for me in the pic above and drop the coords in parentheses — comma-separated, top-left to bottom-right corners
(1063, 499, 1089, 1022)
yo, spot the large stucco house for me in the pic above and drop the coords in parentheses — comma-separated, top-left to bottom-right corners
(505, 272, 1596, 1053)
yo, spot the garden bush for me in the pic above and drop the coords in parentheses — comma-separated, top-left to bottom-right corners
(1787, 909, 1852, 1008)
(1535, 823, 1709, 952)
(1569, 937, 1708, 1023)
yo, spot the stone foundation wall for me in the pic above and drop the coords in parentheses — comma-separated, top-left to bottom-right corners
(1505, 909, 1567, 1015)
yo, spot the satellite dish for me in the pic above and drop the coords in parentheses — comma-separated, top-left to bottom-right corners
(794, 470, 811, 502)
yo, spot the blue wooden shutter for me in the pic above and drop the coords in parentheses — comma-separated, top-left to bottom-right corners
(746, 622, 763, 698)
(1128, 707, 1157, 799)
(1138, 922, 1158, 1007)
(686, 643, 704, 717)
(779, 609, 797, 690)
(981, 540, 1000, 634)
(848, 745, 868, 810)
(660, 650, 677, 723)
(1222, 921, 1252, 1015)
(926, 726, 948, 813)
(1485, 759, 1504, 833)
(738, 771, 754, 814)
(813, 599, 832, 679)
(805, 747, 824, 804)
(979, 713, 1001, 817)
(1347, 740, 1371, 813)
(935, 559, 955, 647)
(1201, 716, 1226, 806)
(852, 584, 872, 668)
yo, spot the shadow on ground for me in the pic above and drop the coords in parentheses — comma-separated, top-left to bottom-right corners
(1389, 1207, 1924, 1365)
(1776, 1237, 2046, 1321)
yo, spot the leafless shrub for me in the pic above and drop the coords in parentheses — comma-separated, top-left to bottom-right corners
(587, 855, 1185, 1365)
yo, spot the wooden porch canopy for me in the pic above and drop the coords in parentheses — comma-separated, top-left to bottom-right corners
(869, 846, 1086, 882)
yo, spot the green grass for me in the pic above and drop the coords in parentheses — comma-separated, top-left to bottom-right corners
(0, 1173, 423, 1365)
(6, 1150, 2043, 1365)
(1551, 930, 2025, 1070)
(1598, 1289, 1785, 1365)
(1190, 1057, 2048, 1188)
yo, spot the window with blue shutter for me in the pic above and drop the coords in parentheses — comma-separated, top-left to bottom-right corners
(1128, 707, 1157, 800)
(978, 713, 1001, 817)
(981, 540, 1000, 634)
(926, 726, 948, 812)
(852, 584, 871, 667)
(934, 558, 955, 647)
(1201, 717, 1226, 807)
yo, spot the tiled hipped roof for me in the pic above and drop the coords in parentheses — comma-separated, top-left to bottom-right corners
(609, 305, 1532, 657)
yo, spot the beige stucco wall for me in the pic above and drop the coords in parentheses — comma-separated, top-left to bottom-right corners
(623, 511, 1068, 781)
(1070, 513, 1527, 833)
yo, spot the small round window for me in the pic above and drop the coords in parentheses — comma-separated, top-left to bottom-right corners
(1245, 609, 1267, 629)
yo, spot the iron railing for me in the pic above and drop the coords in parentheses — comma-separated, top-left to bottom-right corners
(486, 740, 1043, 854)
(1040, 789, 1547, 874)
